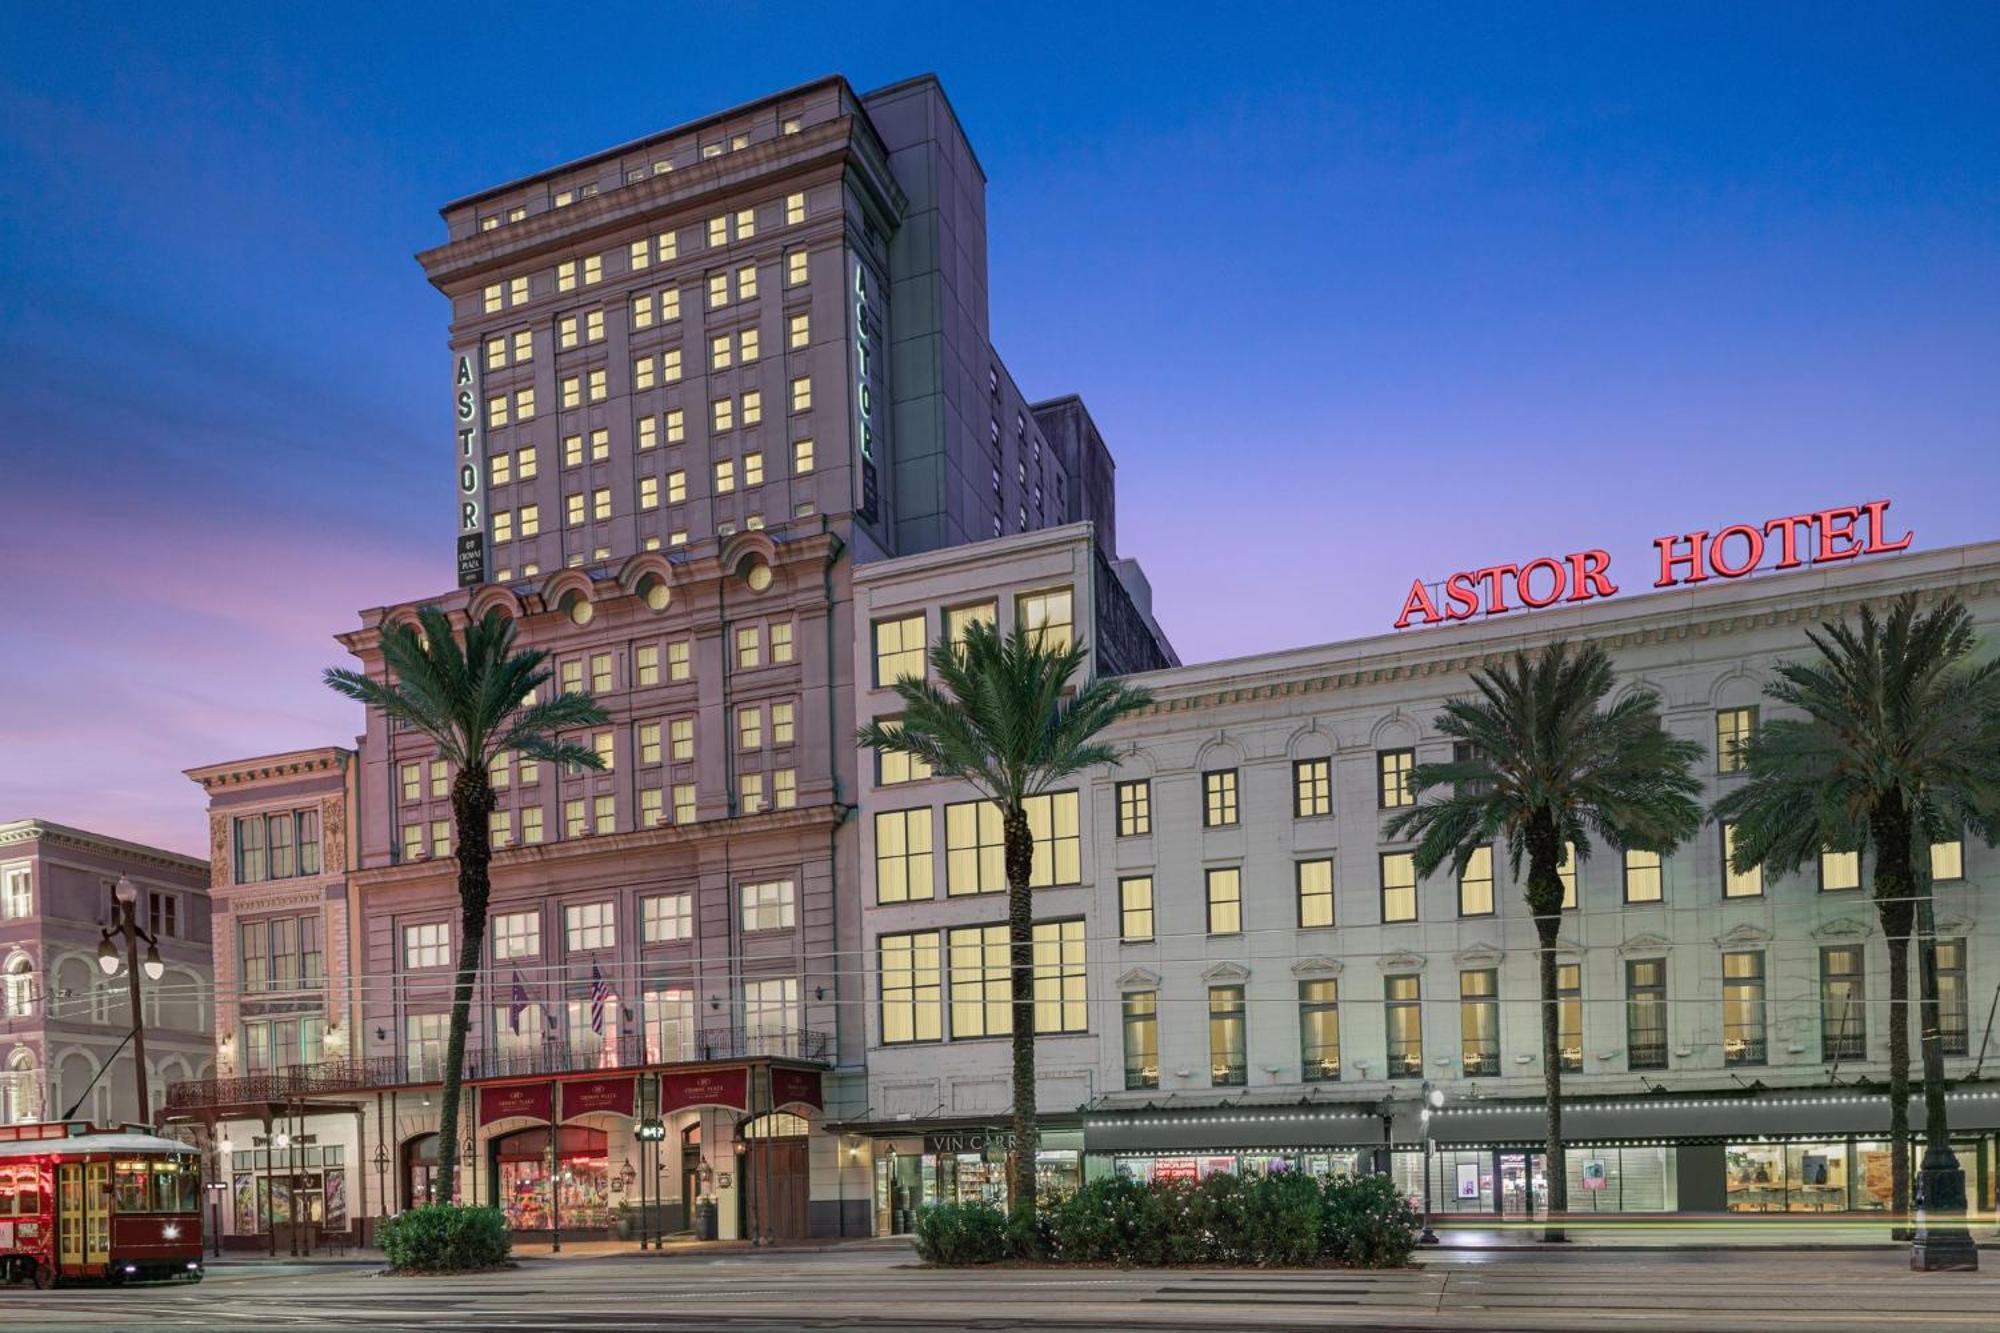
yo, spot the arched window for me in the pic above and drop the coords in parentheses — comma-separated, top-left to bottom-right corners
(2, 955, 33, 1019)
(2, 1048, 40, 1124)
(738, 1111, 810, 1140)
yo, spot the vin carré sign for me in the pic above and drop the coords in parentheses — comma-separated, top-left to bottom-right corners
(1394, 499, 1912, 630)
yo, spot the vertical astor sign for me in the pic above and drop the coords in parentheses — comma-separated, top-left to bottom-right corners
(851, 251, 882, 524)
(455, 350, 487, 587)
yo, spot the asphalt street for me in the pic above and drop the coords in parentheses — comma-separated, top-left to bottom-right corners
(3, 1245, 1997, 1332)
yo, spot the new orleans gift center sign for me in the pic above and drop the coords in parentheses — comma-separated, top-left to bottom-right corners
(1394, 499, 1912, 629)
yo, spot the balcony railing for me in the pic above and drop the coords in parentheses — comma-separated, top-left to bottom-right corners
(164, 1057, 399, 1112)
(167, 1027, 831, 1112)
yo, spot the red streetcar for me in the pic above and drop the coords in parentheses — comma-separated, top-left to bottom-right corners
(0, 1122, 204, 1288)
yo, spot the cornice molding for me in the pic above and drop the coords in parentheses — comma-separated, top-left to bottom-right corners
(0, 822, 207, 877)
(185, 748, 354, 790)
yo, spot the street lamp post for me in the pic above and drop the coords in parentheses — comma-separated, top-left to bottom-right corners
(1419, 1083, 1445, 1246)
(97, 874, 166, 1126)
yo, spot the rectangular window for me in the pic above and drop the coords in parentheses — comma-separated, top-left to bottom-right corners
(771, 622, 794, 663)
(1208, 985, 1247, 1086)
(1626, 959, 1668, 1070)
(944, 800, 1005, 895)
(1932, 838, 1965, 882)
(563, 799, 586, 837)
(875, 720, 932, 786)
(1821, 946, 1866, 1061)
(1377, 748, 1415, 809)
(1300, 979, 1340, 1081)
(1557, 963, 1582, 1071)
(773, 769, 796, 809)
(594, 794, 616, 834)
(639, 787, 663, 825)
(400, 823, 423, 861)
(947, 924, 1011, 1038)
(879, 931, 942, 1044)
(1031, 919, 1087, 1034)
(668, 716, 695, 763)
(786, 249, 807, 285)
(1716, 707, 1757, 773)
(492, 911, 540, 960)
(1297, 858, 1335, 929)
(1558, 841, 1579, 909)
(642, 987, 695, 1063)
(402, 922, 450, 970)
(1293, 758, 1332, 817)
(793, 438, 815, 473)
(399, 763, 420, 802)
(785, 191, 806, 224)
(873, 614, 926, 686)
(430, 819, 450, 858)
(874, 809, 935, 904)
(1722, 951, 1767, 1065)
(564, 901, 615, 952)
(1116, 780, 1151, 836)
(787, 311, 809, 348)
(404, 1013, 448, 1081)
(736, 626, 761, 669)
(672, 784, 696, 824)
(522, 806, 544, 844)
(667, 640, 691, 681)
(235, 815, 268, 883)
(737, 704, 763, 751)
(1123, 992, 1159, 1090)
(1460, 968, 1500, 1077)
(641, 893, 692, 943)
(1025, 790, 1082, 886)
(1820, 848, 1861, 892)
(1938, 941, 1969, 1056)
(1205, 866, 1242, 935)
(742, 977, 799, 1056)
(1016, 587, 1073, 652)
(1721, 823, 1762, 898)
(1380, 851, 1418, 923)
(1202, 770, 1239, 827)
(1119, 875, 1154, 941)
(1458, 846, 1495, 917)
(1624, 849, 1663, 903)
(740, 879, 796, 932)
(0, 866, 30, 920)
(739, 773, 765, 814)
(770, 700, 794, 746)
(1385, 975, 1423, 1077)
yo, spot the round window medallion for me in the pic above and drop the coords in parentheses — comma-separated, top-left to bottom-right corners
(562, 591, 594, 626)
(640, 576, 671, 612)
(743, 559, 773, 593)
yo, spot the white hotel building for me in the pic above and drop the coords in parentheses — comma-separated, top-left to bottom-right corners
(846, 522, 2000, 1229)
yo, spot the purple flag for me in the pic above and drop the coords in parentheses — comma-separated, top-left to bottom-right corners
(508, 971, 529, 1035)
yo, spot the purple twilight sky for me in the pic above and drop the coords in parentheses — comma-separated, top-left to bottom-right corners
(2, 4, 1996, 857)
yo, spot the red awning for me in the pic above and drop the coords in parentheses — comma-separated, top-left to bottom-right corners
(659, 1067, 748, 1114)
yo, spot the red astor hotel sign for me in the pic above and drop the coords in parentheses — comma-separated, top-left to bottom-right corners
(1395, 500, 1913, 630)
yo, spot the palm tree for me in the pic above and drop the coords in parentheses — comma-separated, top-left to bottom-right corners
(326, 605, 608, 1206)
(858, 618, 1151, 1242)
(1713, 593, 2000, 1246)
(1386, 641, 1705, 1242)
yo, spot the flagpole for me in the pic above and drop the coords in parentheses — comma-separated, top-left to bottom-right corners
(551, 1077, 562, 1254)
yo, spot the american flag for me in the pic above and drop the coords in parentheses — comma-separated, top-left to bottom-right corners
(589, 961, 609, 1036)
(508, 972, 529, 1035)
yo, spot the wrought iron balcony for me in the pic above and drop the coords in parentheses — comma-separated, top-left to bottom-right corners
(163, 1057, 399, 1112)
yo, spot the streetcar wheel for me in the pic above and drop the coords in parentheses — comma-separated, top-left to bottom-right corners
(32, 1261, 56, 1290)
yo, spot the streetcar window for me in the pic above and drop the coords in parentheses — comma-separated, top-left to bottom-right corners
(18, 1168, 41, 1214)
(115, 1162, 150, 1212)
(0, 1168, 15, 1215)
(154, 1160, 199, 1213)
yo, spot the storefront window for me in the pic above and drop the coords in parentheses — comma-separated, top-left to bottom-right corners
(494, 1126, 610, 1232)
(1725, 1144, 1787, 1211)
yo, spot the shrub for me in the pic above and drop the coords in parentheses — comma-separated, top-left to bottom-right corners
(1320, 1173, 1421, 1269)
(378, 1204, 512, 1273)
(918, 1171, 1419, 1270)
(911, 1201, 1010, 1265)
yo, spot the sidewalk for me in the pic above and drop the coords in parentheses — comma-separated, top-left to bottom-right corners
(1428, 1217, 2000, 1251)
(206, 1234, 910, 1267)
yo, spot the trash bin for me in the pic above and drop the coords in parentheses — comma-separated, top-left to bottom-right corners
(694, 1199, 718, 1241)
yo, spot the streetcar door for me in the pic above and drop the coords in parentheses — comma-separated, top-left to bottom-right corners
(84, 1163, 111, 1265)
(58, 1164, 83, 1267)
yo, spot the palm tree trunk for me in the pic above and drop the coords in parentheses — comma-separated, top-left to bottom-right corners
(1536, 912, 1567, 1242)
(1001, 802, 1038, 1252)
(1886, 929, 1912, 1225)
(433, 768, 496, 1207)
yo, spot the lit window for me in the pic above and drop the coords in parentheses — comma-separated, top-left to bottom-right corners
(736, 625, 761, 669)
(1380, 851, 1418, 923)
(1206, 867, 1242, 934)
(1116, 780, 1151, 836)
(519, 505, 540, 536)
(1820, 848, 1861, 892)
(522, 807, 544, 844)
(787, 312, 809, 348)
(669, 717, 694, 762)
(592, 488, 611, 521)
(786, 250, 808, 286)
(745, 452, 764, 486)
(793, 438, 814, 473)
(875, 809, 935, 904)
(738, 705, 763, 751)
(879, 931, 943, 1044)
(493, 510, 513, 543)
(1377, 749, 1415, 809)
(789, 376, 812, 412)
(1722, 822, 1762, 898)
(492, 911, 538, 959)
(635, 355, 657, 390)
(944, 800, 1005, 895)
(738, 264, 757, 299)
(641, 893, 692, 943)
(1293, 758, 1331, 818)
(1624, 849, 1663, 903)
(714, 398, 735, 433)
(740, 327, 760, 362)
(639, 721, 662, 764)
(875, 720, 931, 786)
(591, 731, 615, 772)
(873, 614, 926, 685)
(708, 273, 729, 308)
(1016, 588, 1072, 652)
(1202, 770, 1238, 827)
(594, 794, 616, 834)
(771, 700, 794, 745)
(673, 784, 696, 823)
(665, 408, 685, 442)
(711, 333, 733, 370)
(1298, 858, 1335, 928)
(403, 922, 450, 969)
(588, 368, 606, 401)
(771, 622, 794, 663)
(639, 476, 659, 510)
(513, 329, 533, 361)
(742, 390, 762, 425)
(1458, 846, 1495, 916)
(1120, 876, 1154, 941)
(785, 192, 805, 225)
(715, 459, 736, 494)
(1716, 707, 1757, 773)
